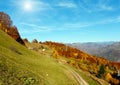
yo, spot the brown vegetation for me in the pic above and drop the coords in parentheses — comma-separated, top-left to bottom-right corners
(32, 39, 38, 43)
(42, 41, 120, 85)
(0, 12, 24, 45)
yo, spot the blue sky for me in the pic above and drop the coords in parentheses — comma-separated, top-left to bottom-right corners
(0, 0, 120, 43)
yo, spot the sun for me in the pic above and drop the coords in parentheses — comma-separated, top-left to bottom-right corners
(23, 1, 32, 11)
(25, 3, 31, 10)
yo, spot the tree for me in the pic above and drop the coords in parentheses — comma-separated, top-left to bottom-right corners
(97, 64, 106, 78)
(32, 39, 38, 43)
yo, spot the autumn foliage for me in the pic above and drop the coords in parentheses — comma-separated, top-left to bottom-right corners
(42, 41, 120, 85)
(43, 41, 110, 64)
(0, 12, 24, 45)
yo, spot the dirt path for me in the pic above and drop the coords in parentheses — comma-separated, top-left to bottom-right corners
(63, 65, 89, 85)
(70, 69, 89, 85)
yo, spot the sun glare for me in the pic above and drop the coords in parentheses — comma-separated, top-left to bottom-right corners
(24, 1, 32, 11)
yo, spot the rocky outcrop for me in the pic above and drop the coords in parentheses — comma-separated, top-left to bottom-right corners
(0, 12, 24, 45)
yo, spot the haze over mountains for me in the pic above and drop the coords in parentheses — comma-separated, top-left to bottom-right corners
(68, 42, 120, 62)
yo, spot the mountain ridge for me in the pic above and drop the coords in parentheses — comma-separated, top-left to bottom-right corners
(68, 42, 120, 62)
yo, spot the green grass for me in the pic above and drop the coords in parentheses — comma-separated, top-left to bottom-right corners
(0, 29, 78, 85)
(77, 70, 99, 85)
(0, 29, 107, 85)
(63, 60, 100, 85)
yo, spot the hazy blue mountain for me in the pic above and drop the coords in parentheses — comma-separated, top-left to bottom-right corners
(68, 42, 120, 62)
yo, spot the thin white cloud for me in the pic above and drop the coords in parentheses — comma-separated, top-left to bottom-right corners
(59, 16, 120, 30)
(20, 19, 117, 34)
(10, 0, 52, 12)
(98, 16, 120, 24)
(30, 1, 52, 11)
(57, 2, 77, 8)
(97, 3, 113, 11)
(78, 3, 92, 13)
(116, 17, 120, 22)
(61, 23, 90, 30)
(20, 16, 120, 34)
(96, 0, 114, 11)
(77, 0, 114, 13)
(20, 22, 54, 33)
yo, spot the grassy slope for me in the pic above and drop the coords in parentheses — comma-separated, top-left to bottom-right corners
(0, 29, 103, 85)
(24, 42, 102, 85)
(0, 29, 78, 85)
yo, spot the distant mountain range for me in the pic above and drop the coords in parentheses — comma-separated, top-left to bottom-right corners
(68, 42, 120, 62)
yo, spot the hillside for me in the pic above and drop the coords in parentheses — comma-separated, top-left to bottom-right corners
(0, 12, 119, 85)
(93, 42, 120, 62)
(0, 29, 83, 85)
(25, 40, 111, 85)
(0, 12, 103, 85)
(2, 28, 120, 84)
(68, 42, 115, 55)
(40, 41, 120, 85)
(69, 42, 120, 62)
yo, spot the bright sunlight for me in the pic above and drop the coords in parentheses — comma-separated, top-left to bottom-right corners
(23, 1, 33, 11)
